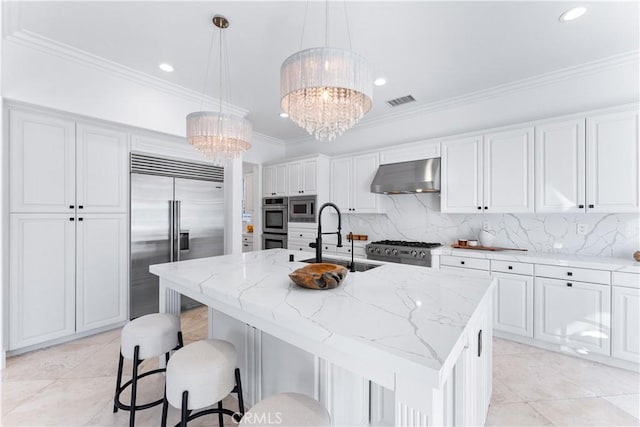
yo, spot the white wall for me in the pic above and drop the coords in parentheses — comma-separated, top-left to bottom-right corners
(1, 2, 6, 368)
(285, 54, 640, 158)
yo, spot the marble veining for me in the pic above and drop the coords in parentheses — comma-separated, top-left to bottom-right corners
(150, 249, 494, 372)
(341, 194, 639, 260)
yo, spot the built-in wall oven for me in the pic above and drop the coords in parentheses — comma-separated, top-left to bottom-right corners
(262, 233, 288, 250)
(289, 195, 316, 223)
(262, 197, 288, 234)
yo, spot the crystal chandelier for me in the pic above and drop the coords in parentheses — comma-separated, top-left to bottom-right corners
(187, 15, 251, 165)
(280, 2, 373, 141)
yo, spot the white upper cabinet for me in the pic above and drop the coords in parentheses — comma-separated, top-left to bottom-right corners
(483, 127, 534, 213)
(243, 173, 254, 213)
(10, 214, 76, 349)
(76, 124, 129, 213)
(535, 119, 586, 213)
(76, 213, 128, 332)
(330, 152, 382, 213)
(288, 158, 318, 195)
(10, 110, 76, 213)
(586, 109, 640, 213)
(262, 164, 288, 197)
(441, 136, 483, 213)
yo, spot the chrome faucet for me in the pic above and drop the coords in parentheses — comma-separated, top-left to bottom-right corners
(309, 202, 342, 263)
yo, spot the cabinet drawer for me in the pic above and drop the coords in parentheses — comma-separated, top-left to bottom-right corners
(441, 255, 490, 271)
(440, 265, 491, 277)
(336, 245, 366, 257)
(242, 235, 254, 243)
(491, 260, 533, 276)
(613, 272, 640, 289)
(289, 229, 316, 240)
(535, 264, 610, 285)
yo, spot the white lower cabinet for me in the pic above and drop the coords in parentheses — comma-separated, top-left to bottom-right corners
(612, 286, 640, 363)
(9, 213, 128, 350)
(9, 214, 76, 349)
(534, 277, 611, 355)
(493, 272, 534, 337)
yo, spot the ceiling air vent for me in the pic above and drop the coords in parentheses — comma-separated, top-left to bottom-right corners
(386, 95, 416, 107)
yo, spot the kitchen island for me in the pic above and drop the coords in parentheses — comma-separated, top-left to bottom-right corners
(150, 249, 495, 427)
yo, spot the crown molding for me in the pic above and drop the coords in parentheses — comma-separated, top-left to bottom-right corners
(253, 131, 287, 146)
(5, 29, 250, 118)
(282, 50, 640, 144)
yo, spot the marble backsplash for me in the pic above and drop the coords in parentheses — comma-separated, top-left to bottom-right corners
(342, 194, 640, 259)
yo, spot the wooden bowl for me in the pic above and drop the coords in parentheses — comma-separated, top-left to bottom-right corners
(289, 263, 348, 290)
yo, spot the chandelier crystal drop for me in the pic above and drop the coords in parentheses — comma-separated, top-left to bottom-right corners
(281, 47, 373, 141)
(186, 15, 251, 165)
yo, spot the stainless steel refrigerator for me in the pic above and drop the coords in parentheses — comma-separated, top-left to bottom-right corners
(130, 154, 225, 319)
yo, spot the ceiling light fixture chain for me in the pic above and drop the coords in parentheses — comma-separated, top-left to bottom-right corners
(186, 14, 252, 165)
(343, 0, 353, 51)
(299, 0, 309, 50)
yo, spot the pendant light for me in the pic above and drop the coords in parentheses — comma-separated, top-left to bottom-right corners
(186, 15, 252, 165)
(280, 1, 373, 141)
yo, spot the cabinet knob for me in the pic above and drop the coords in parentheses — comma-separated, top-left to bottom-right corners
(508, 266, 513, 270)
(69, 217, 75, 221)
(477, 206, 481, 210)
(484, 206, 488, 210)
(69, 205, 74, 209)
(78, 217, 83, 221)
(567, 272, 573, 277)
(78, 205, 84, 209)
(588, 204, 595, 209)
(578, 204, 584, 209)
(299, 234, 303, 237)
(460, 261, 465, 265)
(566, 282, 573, 287)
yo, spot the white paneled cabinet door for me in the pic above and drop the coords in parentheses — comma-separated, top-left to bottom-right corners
(493, 273, 533, 337)
(10, 110, 76, 213)
(535, 119, 586, 213)
(288, 162, 302, 194)
(534, 278, 611, 355)
(9, 214, 76, 350)
(330, 157, 352, 212)
(352, 153, 380, 213)
(302, 159, 318, 194)
(76, 124, 129, 213)
(586, 109, 640, 213)
(483, 127, 534, 213)
(76, 214, 128, 332)
(262, 165, 274, 197)
(274, 163, 289, 196)
(441, 136, 483, 213)
(612, 286, 640, 363)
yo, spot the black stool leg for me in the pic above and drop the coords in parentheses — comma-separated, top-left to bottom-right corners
(217, 401, 224, 427)
(113, 351, 124, 413)
(177, 331, 184, 348)
(129, 345, 140, 427)
(181, 391, 189, 427)
(161, 387, 169, 427)
(235, 368, 245, 417)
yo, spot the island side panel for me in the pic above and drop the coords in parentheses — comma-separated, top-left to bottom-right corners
(159, 278, 181, 317)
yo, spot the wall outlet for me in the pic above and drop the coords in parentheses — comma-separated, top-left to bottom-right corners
(576, 223, 588, 235)
(483, 220, 490, 230)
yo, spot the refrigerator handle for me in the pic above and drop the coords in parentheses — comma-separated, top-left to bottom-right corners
(175, 200, 182, 262)
(169, 200, 175, 262)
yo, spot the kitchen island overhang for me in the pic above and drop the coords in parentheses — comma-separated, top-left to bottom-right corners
(151, 249, 495, 427)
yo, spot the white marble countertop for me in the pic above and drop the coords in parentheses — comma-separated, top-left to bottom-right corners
(150, 248, 494, 375)
(432, 247, 640, 273)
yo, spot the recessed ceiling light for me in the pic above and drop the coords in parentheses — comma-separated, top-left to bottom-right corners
(374, 77, 387, 86)
(279, 112, 289, 118)
(159, 63, 174, 72)
(559, 7, 587, 22)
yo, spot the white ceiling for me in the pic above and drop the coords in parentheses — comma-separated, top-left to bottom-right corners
(6, 1, 639, 142)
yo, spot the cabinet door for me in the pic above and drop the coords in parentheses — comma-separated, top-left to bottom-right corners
(535, 119, 586, 213)
(262, 166, 274, 197)
(352, 153, 380, 213)
(330, 157, 352, 211)
(484, 127, 534, 213)
(288, 162, 302, 195)
(612, 286, 640, 363)
(274, 164, 289, 196)
(586, 109, 640, 213)
(243, 173, 254, 213)
(76, 124, 129, 213)
(441, 136, 483, 213)
(534, 277, 611, 355)
(493, 273, 533, 337)
(302, 159, 318, 194)
(10, 110, 76, 213)
(76, 214, 128, 332)
(9, 214, 76, 349)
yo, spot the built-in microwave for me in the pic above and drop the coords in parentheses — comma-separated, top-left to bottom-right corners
(262, 197, 288, 234)
(289, 195, 316, 223)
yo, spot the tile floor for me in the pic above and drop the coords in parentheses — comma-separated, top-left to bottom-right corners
(1, 307, 638, 426)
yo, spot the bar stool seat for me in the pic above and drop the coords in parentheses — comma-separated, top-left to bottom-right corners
(114, 313, 183, 427)
(162, 339, 245, 427)
(239, 392, 331, 427)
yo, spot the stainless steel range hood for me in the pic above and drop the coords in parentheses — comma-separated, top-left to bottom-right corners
(370, 158, 441, 194)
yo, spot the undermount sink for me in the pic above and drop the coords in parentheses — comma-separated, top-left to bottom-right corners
(300, 257, 381, 272)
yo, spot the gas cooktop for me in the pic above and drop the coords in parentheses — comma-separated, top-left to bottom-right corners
(370, 240, 442, 248)
(366, 240, 442, 267)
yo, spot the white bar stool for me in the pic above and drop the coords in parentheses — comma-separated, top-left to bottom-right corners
(239, 393, 331, 427)
(113, 313, 183, 427)
(161, 339, 245, 427)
